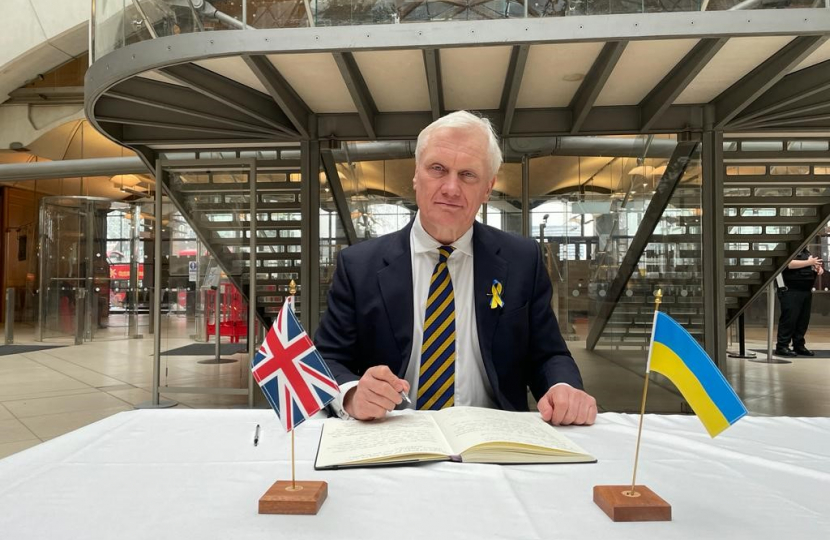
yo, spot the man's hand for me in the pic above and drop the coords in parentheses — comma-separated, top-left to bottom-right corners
(537, 385, 597, 426)
(818, 265, 825, 276)
(808, 255, 823, 267)
(343, 366, 410, 421)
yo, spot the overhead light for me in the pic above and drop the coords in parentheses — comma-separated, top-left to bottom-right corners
(562, 73, 585, 82)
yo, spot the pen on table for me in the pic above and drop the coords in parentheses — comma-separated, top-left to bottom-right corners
(253, 424, 260, 447)
(400, 391, 411, 405)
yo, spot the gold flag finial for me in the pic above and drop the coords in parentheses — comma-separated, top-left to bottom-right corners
(289, 279, 297, 295)
(654, 288, 663, 310)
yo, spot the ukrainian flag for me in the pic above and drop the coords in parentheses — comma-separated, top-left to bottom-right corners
(648, 311, 747, 437)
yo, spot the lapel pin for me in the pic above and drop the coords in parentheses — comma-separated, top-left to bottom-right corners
(489, 279, 504, 310)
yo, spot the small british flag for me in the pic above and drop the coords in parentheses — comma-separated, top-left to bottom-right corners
(252, 297, 339, 432)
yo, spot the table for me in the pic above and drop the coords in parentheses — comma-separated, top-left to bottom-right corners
(1, 410, 828, 539)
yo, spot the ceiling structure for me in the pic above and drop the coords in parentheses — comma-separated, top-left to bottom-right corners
(85, 10, 830, 167)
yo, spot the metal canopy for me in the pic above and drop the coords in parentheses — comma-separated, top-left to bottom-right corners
(85, 11, 830, 161)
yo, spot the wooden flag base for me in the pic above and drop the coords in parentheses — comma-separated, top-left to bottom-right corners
(258, 481, 328, 515)
(593, 485, 671, 522)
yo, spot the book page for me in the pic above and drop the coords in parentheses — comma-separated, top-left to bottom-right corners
(433, 407, 591, 456)
(315, 413, 454, 469)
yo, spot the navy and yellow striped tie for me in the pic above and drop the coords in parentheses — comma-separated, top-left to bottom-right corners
(417, 245, 456, 410)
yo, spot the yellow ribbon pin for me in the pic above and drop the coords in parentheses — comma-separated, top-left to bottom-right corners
(490, 280, 504, 309)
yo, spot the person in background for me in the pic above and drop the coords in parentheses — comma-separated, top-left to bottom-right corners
(775, 248, 824, 357)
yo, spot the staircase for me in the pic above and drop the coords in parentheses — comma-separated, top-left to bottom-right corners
(593, 185, 708, 350)
(162, 158, 304, 326)
(722, 136, 830, 326)
(590, 135, 830, 350)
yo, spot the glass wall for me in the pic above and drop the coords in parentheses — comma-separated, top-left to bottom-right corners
(37, 197, 152, 343)
(314, 135, 688, 351)
(151, 163, 260, 406)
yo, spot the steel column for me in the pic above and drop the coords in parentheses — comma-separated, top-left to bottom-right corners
(521, 155, 530, 237)
(137, 163, 177, 409)
(701, 128, 726, 368)
(128, 207, 140, 338)
(300, 141, 322, 334)
(248, 162, 258, 408)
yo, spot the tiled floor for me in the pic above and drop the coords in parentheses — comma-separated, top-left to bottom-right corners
(1, 320, 828, 460)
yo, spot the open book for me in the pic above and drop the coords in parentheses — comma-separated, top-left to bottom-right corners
(314, 406, 596, 470)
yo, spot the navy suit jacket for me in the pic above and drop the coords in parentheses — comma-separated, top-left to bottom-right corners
(314, 220, 583, 411)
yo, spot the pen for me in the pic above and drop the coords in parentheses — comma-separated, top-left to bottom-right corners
(400, 391, 411, 405)
(253, 424, 260, 447)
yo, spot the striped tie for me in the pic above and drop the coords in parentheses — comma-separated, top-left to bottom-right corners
(417, 245, 456, 410)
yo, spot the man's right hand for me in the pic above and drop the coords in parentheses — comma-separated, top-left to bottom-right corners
(808, 255, 823, 267)
(343, 366, 410, 421)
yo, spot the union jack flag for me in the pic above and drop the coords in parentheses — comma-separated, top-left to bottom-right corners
(252, 297, 340, 432)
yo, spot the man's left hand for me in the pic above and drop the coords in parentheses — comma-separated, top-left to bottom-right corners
(537, 385, 597, 426)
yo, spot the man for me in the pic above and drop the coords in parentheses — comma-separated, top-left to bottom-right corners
(775, 248, 823, 357)
(315, 111, 596, 426)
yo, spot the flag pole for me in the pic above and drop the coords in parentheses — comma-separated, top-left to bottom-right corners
(291, 429, 296, 490)
(289, 279, 297, 491)
(625, 288, 662, 498)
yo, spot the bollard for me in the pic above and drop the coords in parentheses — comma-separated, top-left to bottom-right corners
(5, 288, 14, 345)
(75, 288, 86, 346)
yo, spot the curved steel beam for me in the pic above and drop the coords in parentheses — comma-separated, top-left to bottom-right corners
(86, 10, 830, 113)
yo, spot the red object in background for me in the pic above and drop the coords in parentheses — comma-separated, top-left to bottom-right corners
(109, 264, 144, 280)
(206, 283, 248, 343)
(60, 296, 73, 334)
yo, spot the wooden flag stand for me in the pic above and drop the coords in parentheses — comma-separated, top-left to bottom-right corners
(258, 282, 328, 515)
(594, 290, 671, 522)
(259, 430, 328, 515)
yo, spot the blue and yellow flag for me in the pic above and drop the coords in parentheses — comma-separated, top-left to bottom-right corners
(648, 311, 747, 437)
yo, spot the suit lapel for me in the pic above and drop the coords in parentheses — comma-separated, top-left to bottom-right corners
(473, 222, 508, 392)
(377, 223, 414, 377)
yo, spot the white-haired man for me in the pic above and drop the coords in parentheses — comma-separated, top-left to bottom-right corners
(315, 111, 597, 426)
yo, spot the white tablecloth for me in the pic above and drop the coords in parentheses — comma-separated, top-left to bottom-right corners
(0, 410, 828, 540)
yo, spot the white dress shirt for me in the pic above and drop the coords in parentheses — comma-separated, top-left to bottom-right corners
(403, 212, 497, 409)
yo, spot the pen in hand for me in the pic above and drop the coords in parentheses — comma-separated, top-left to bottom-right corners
(253, 424, 260, 447)
(400, 391, 411, 405)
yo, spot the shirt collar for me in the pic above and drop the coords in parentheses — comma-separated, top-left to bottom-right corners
(412, 211, 473, 257)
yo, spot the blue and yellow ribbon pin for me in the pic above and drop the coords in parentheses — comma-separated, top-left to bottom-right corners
(489, 279, 504, 309)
